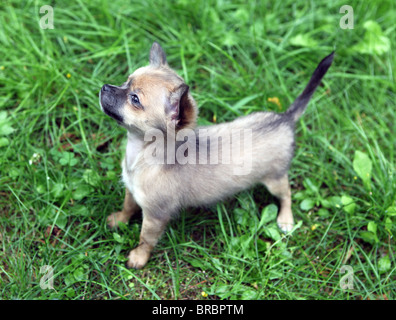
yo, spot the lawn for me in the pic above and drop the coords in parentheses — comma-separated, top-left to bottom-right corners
(0, 0, 395, 300)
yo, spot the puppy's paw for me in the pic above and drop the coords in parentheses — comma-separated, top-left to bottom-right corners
(277, 215, 294, 233)
(277, 222, 294, 233)
(107, 211, 129, 229)
(126, 247, 151, 270)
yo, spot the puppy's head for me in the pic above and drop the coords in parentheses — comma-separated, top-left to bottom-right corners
(100, 42, 198, 134)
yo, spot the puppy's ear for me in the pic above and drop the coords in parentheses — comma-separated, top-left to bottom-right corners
(149, 42, 167, 67)
(167, 84, 196, 129)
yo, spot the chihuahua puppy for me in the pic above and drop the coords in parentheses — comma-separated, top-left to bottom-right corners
(100, 42, 334, 269)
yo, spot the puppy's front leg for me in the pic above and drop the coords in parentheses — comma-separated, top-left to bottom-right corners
(127, 212, 170, 269)
(107, 188, 140, 229)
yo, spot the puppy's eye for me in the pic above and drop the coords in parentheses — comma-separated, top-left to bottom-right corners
(130, 94, 140, 104)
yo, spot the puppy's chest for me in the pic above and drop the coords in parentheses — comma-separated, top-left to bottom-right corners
(121, 134, 143, 192)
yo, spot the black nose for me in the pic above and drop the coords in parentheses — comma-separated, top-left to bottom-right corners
(101, 84, 110, 92)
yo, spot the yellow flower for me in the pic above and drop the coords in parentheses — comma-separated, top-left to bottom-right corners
(201, 291, 208, 298)
(66, 73, 71, 78)
(311, 224, 319, 231)
(267, 97, 281, 108)
(0, 66, 4, 70)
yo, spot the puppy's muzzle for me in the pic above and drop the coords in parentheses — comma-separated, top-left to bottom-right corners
(100, 84, 124, 123)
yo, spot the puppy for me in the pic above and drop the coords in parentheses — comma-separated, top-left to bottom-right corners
(100, 42, 334, 269)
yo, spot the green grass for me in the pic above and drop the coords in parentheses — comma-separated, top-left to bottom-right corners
(0, 0, 395, 300)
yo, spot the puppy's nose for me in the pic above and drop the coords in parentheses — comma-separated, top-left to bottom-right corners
(101, 84, 110, 92)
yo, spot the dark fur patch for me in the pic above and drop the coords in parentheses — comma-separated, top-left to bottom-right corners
(177, 89, 197, 130)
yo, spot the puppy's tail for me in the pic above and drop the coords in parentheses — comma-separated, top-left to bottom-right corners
(285, 52, 334, 122)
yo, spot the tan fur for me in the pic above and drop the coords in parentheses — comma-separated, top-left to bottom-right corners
(99, 42, 333, 269)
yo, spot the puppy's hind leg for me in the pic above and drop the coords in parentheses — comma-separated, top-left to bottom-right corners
(107, 188, 140, 229)
(262, 174, 294, 233)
